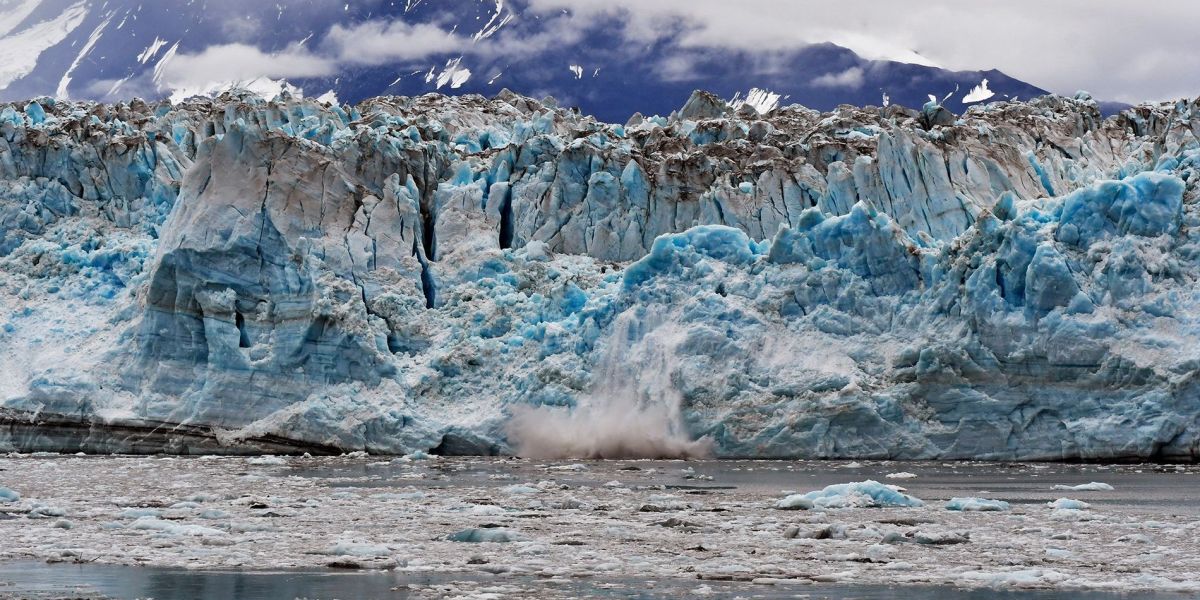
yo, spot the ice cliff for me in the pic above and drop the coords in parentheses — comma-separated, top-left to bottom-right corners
(1, 89, 1198, 460)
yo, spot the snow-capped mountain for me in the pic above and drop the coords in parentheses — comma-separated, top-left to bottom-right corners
(0, 0, 1052, 120)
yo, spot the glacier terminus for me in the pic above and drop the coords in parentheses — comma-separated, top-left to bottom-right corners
(1, 89, 1198, 461)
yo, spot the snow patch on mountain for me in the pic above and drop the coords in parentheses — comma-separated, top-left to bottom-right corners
(729, 87, 782, 114)
(0, 0, 44, 38)
(436, 57, 472, 89)
(963, 79, 995, 104)
(137, 36, 169, 64)
(56, 11, 113, 100)
(0, 1, 88, 89)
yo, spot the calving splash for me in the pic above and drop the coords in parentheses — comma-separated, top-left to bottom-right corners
(507, 308, 712, 459)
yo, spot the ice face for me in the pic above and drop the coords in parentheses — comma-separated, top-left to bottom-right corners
(1, 89, 1199, 460)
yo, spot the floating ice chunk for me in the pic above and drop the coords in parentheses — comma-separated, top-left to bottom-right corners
(946, 497, 1010, 512)
(775, 494, 815, 510)
(545, 463, 587, 472)
(1117, 533, 1154, 544)
(1048, 498, 1091, 510)
(324, 541, 393, 557)
(911, 529, 970, 545)
(469, 504, 505, 515)
(1051, 482, 1113, 491)
(247, 455, 288, 466)
(447, 528, 525, 543)
(119, 507, 162, 519)
(28, 504, 66, 518)
(792, 481, 924, 509)
(0, 487, 18, 503)
(885, 472, 917, 479)
(501, 484, 540, 494)
(958, 568, 1069, 587)
(129, 516, 225, 536)
(371, 491, 426, 501)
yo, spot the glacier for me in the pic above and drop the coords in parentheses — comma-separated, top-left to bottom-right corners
(0, 89, 1198, 460)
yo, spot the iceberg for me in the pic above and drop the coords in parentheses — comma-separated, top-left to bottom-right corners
(1052, 482, 1114, 492)
(0, 88, 1199, 460)
(945, 497, 1010, 511)
(787, 480, 924, 509)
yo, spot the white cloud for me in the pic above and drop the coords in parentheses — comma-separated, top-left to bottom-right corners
(159, 44, 336, 89)
(812, 67, 865, 89)
(324, 20, 465, 64)
(523, 0, 1200, 103)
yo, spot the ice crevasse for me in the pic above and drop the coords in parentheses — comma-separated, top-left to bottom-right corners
(0, 89, 1198, 460)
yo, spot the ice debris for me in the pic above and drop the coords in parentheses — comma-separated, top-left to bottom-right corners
(0, 487, 18, 503)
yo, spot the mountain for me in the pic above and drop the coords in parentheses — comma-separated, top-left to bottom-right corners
(0, 88, 1197, 459)
(0, 0, 1051, 121)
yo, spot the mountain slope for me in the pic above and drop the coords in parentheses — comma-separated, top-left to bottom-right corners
(0, 0, 1050, 121)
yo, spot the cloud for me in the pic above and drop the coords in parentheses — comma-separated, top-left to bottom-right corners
(159, 44, 336, 89)
(811, 67, 865, 89)
(523, 0, 1200, 103)
(324, 20, 466, 64)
